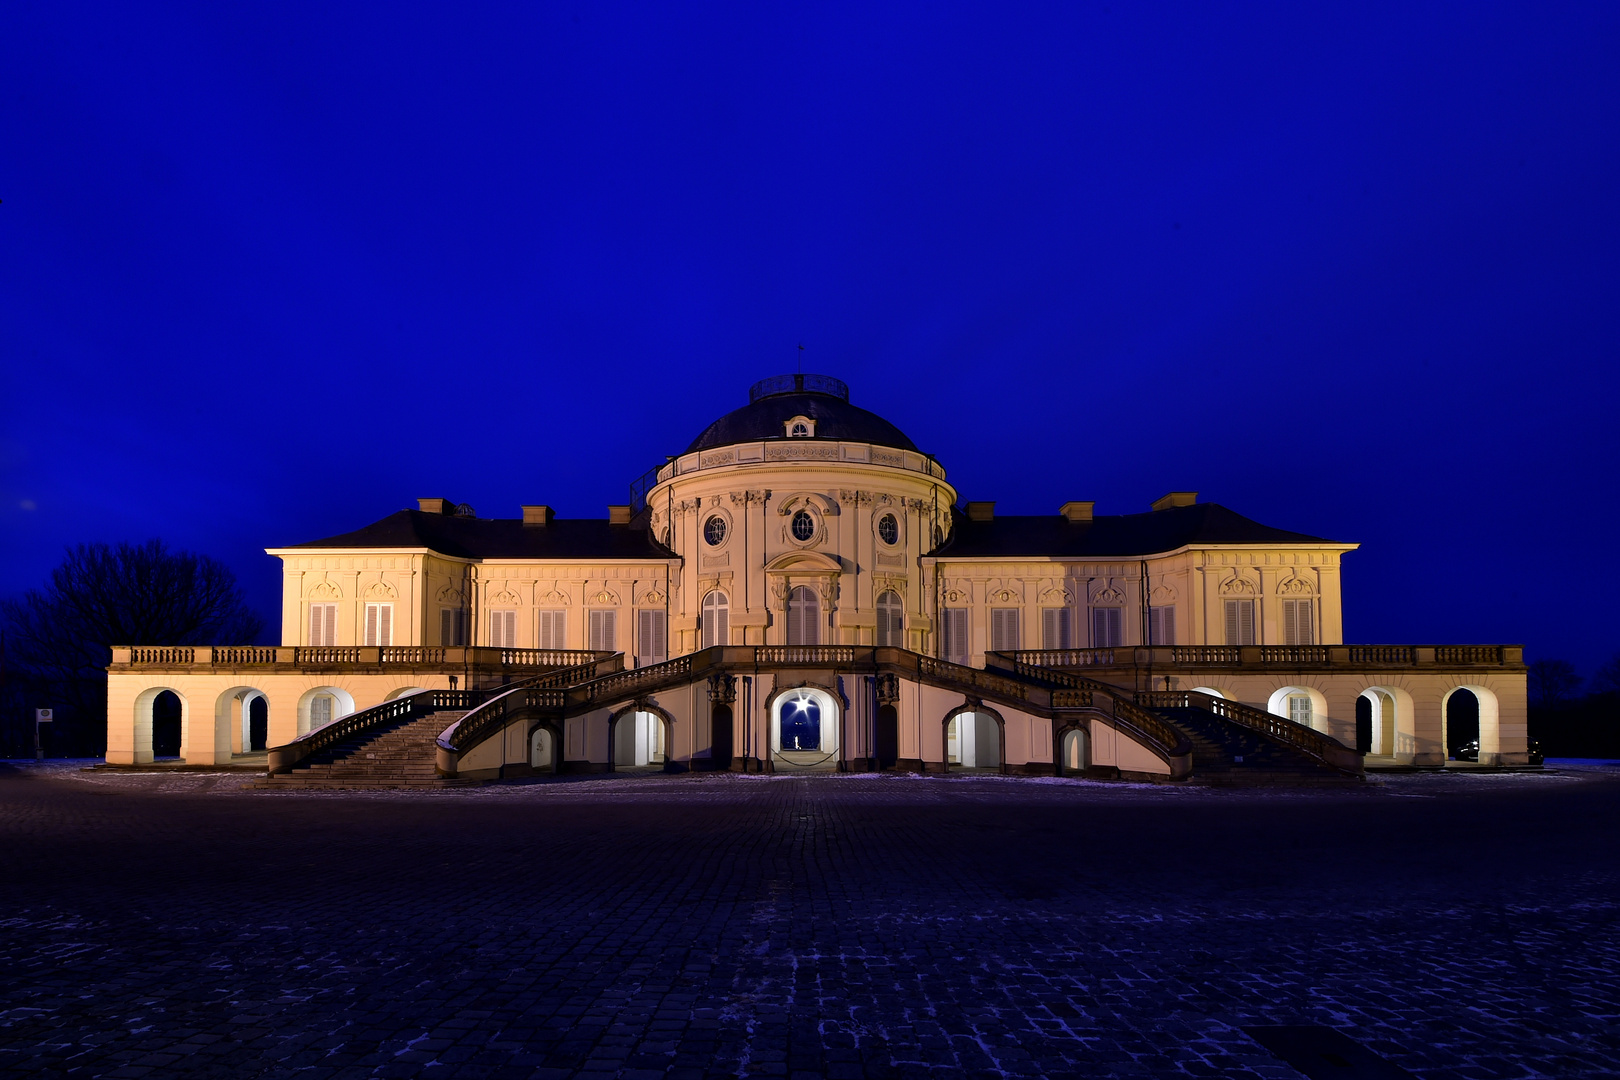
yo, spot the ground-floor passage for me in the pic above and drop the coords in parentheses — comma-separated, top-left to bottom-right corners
(0, 763, 1614, 1078)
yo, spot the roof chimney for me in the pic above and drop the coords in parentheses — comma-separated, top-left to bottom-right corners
(417, 498, 453, 515)
(1151, 491, 1198, 512)
(1060, 501, 1094, 522)
(965, 501, 995, 522)
(607, 505, 632, 525)
(522, 505, 554, 526)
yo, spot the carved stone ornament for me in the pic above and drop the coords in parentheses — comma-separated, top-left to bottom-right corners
(1278, 575, 1315, 595)
(489, 588, 522, 607)
(989, 587, 1021, 604)
(874, 672, 901, 705)
(942, 580, 971, 604)
(1038, 585, 1071, 605)
(364, 580, 398, 599)
(820, 579, 840, 605)
(707, 674, 737, 703)
(539, 588, 571, 606)
(310, 580, 342, 599)
(641, 588, 667, 606)
(1219, 575, 1257, 596)
(435, 584, 462, 603)
(771, 579, 791, 608)
(1092, 585, 1126, 605)
(1150, 584, 1177, 604)
(590, 587, 620, 605)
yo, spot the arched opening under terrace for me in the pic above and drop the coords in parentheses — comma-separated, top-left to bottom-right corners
(610, 707, 671, 770)
(297, 687, 356, 736)
(212, 686, 270, 763)
(134, 688, 187, 762)
(944, 705, 1004, 772)
(247, 696, 268, 752)
(385, 686, 429, 701)
(770, 686, 840, 771)
(1267, 686, 1329, 733)
(873, 704, 899, 770)
(1442, 686, 1499, 764)
(1060, 725, 1088, 775)
(529, 723, 558, 772)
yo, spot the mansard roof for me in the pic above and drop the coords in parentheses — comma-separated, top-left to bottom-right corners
(933, 502, 1341, 559)
(684, 376, 921, 455)
(281, 510, 676, 561)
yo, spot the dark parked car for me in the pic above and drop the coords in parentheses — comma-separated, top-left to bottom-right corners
(1453, 740, 1480, 762)
(1527, 738, 1544, 766)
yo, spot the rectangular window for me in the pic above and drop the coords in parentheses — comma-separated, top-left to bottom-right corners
(1288, 694, 1313, 726)
(1149, 605, 1176, 646)
(308, 603, 337, 646)
(1041, 608, 1072, 650)
(490, 609, 517, 648)
(637, 609, 667, 667)
(1224, 600, 1255, 646)
(537, 609, 566, 650)
(311, 694, 333, 728)
(1091, 607, 1122, 647)
(588, 609, 617, 652)
(942, 608, 969, 665)
(990, 608, 1020, 652)
(364, 603, 392, 646)
(1283, 599, 1314, 646)
(440, 607, 466, 646)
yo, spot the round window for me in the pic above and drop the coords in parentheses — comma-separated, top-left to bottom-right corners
(877, 513, 899, 545)
(791, 509, 816, 541)
(704, 515, 727, 546)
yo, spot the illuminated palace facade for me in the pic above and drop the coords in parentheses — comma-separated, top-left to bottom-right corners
(106, 375, 1529, 783)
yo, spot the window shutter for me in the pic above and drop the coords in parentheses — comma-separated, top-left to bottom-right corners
(364, 604, 378, 646)
(538, 610, 563, 649)
(638, 610, 666, 665)
(378, 604, 392, 646)
(311, 606, 322, 646)
(1225, 600, 1254, 646)
(944, 608, 969, 664)
(990, 608, 1018, 652)
(590, 610, 616, 652)
(1155, 606, 1176, 646)
(1041, 609, 1070, 650)
(1284, 600, 1314, 646)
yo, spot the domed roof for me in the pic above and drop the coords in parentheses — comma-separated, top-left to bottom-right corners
(683, 374, 920, 455)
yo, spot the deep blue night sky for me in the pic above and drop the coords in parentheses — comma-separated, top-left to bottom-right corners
(2, 4, 1617, 673)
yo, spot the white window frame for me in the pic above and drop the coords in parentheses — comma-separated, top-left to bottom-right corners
(537, 609, 566, 650)
(1091, 607, 1122, 648)
(1288, 693, 1313, 726)
(588, 609, 617, 653)
(1041, 608, 1072, 650)
(1283, 599, 1315, 646)
(875, 590, 904, 648)
(489, 609, 518, 649)
(308, 603, 337, 646)
(1224, 600, 1256, 646)
(364, 603, 393, 646)
(701, 591, 729, 650)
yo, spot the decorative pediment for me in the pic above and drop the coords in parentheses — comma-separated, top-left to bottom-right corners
(1092, 585, 1126, 605)
(1278, 575, 1315, 595)
(309, 580, 341, 599)
(988, 586, 1021, 604)
(538, 587, 571, 606)
(489, 588, 521, 607)
(764, 550, 842, 574)
(589, 587, 620, 605)
(1150, 584, 1177, 604)
(942, 579, 971, 604)
(435, 584, 463, 604)
(776, 492, 837, 515)
(640, 588, 667, 606)
(1219, 574, 1257, 596)
(1038, 585, 1072, 605)
(364, 580, 397, 599)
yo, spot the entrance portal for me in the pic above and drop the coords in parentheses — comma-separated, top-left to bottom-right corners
(769, 687, 839, 768)
(152, 691, 182, 758)
(612, 711, 666, 768)
(947, 711, 1001, 769)
(874, 704, 899, 769)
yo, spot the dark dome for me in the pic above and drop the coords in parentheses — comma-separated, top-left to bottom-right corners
(683, 374, 920, 455)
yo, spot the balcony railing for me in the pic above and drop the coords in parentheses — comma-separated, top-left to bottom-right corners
(996, 644, 1521, 671)
(111, 645, 615, 674)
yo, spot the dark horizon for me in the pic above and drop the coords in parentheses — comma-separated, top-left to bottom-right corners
(3, 4, 1617, 674)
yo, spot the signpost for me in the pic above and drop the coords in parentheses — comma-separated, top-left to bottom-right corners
(34, 708, 52, 761)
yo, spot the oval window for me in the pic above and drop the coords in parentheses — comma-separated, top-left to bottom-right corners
(877, 513, 899, 545)
(791, 509, 816, 541)
(704, 515, 727, 546)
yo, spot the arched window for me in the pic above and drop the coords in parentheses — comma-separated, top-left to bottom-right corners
(875, 590, 904, 647)
(787, 586, 820, 645)
(701, 590, 729, 649)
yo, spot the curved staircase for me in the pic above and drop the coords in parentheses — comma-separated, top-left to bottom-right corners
(252, 711, 479, 790)
(1147, 706, 1360, 785)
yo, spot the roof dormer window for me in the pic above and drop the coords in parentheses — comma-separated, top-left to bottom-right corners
(784, 415, 816, 438)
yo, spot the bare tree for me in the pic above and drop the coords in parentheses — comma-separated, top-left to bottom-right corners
(0, 541, 263, 753)
(1592, 652, 1620, 696)
(1527, 658, 1582, 709)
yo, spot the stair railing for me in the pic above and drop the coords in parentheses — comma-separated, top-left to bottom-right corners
(1134, 689, 1362, 775)
(266, 688, 480, 775)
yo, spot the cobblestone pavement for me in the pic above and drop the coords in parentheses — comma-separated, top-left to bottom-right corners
(1, 763, 1617, 1079)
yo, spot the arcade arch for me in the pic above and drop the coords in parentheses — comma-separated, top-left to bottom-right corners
(769, 686, 839, 765)
(1443, 685, 1500, 763)
(529, 724, 556, 771)
(135, 687, 187, 761)
(1060, 725, 1088, 775)
(297, 687, 356, 736)
(212, 686, 269, 761)
(610, 707, 670, 769)
(1268, 685, 1329, 732)
(945, 705, 1004, 771)
(1356, 686, 1412, 758)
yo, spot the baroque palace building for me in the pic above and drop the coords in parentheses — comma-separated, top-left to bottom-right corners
(106, 374, 1529, 785)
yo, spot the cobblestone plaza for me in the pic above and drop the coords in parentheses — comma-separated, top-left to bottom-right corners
(1, 765, 1616, 1078)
